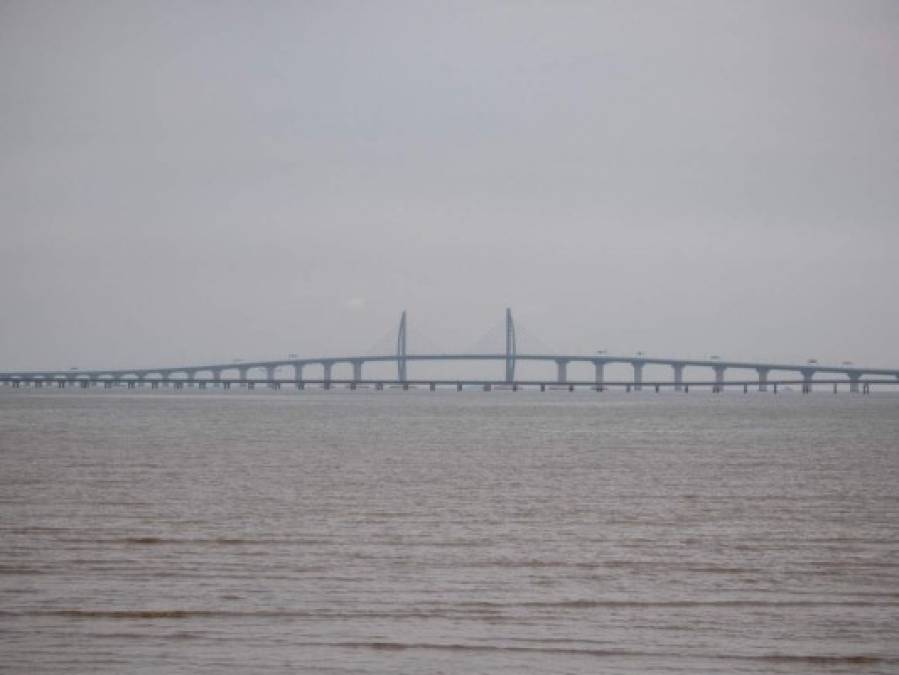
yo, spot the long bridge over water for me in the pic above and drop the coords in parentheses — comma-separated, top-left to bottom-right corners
(2, 310, 898, 394)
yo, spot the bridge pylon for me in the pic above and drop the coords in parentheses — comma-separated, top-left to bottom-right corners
(505, 308, 516, 383)
(396, 310, 407, 382)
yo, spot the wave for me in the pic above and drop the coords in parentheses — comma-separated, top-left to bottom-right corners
(285, 641, 896, 664)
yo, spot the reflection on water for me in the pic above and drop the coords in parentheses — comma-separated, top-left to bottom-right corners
(1, 389, 898, 673)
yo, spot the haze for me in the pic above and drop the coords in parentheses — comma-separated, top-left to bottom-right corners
(2, 0, 898, 371)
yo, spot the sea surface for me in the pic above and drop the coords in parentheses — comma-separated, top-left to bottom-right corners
(1, 388, 898, 674)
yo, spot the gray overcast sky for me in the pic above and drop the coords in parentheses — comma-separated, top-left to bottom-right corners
(2, 0, 898, 372)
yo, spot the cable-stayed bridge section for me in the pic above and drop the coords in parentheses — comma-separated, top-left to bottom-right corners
(2, 310, 898, 393)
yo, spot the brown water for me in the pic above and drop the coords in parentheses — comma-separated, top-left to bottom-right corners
(1, 389, 898, 673)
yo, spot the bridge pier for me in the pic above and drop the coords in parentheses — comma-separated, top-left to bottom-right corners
(556, 359, 569, 384)
(673, 364, 685, 392)
(352, 360, 363, 381)
(849, 374, 861, 394)
(594, 361, 605, 391)
(429, 382, 436, 391)
(322, 363, 332, 389)
(713, 365, 726, 393)
(294, 362, 303, 382)
(801, 368, 816, 394)
(757, 367, 770, 392)
(632, 362, 643, 391)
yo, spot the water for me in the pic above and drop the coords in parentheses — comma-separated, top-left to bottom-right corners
(1, 389, 898, 674)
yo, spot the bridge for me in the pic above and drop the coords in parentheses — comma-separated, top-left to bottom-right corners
(2, 309, 898, 394)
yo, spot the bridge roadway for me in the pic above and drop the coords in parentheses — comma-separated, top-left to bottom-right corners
(2, 353, 899, 394)
(2, 378, 893, 395)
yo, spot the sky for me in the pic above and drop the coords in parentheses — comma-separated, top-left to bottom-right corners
(2, 0, 898, 373)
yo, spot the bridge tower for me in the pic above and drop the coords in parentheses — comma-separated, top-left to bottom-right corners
(505, 307, 516, 383)
(396, 310, 407, 382)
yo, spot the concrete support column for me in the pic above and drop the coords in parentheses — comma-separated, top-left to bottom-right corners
(212, 369, 221, 381)
(713, 365, 726, 393)
(848, 374, 861, 394)
(238, 367, 248, 382)
(632, 362, 644, 391)
(322, 363, 332, 388)
(757, 368, 770, 392)
(294, 362, 303, 382)
(673, 364, 685, 392)
(594, 361, 605, 391)
(556, 359, 569, 384)
(352, 360, 363, 381)
(801, 369, 815, 394)
(265, 366, 276, 381)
